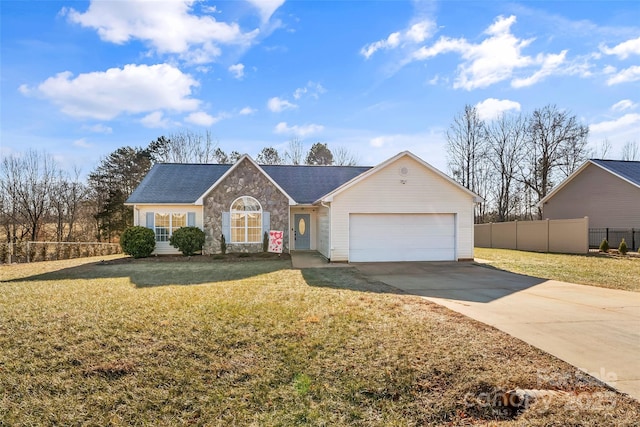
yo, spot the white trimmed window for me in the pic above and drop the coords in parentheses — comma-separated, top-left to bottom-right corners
(154, 212, 187, 242)
(230, 196, 262, 243)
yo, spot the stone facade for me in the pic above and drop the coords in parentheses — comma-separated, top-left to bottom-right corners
(202, 158, 290, 254)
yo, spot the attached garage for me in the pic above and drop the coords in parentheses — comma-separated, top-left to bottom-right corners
(349, 213, 456, 262)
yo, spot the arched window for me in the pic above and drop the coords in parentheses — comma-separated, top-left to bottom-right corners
(230, 196, 262, 243)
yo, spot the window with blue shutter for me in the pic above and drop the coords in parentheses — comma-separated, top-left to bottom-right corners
(221, 212, 230, 243)
(146, 212, 154, 230)
(262, 211, 270, 235)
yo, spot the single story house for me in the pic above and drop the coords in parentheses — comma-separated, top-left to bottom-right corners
(539, 159, 640, 229)
(125, 151, 481, 262)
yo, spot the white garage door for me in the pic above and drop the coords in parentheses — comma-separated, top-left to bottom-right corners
(349, 214, 455, 262)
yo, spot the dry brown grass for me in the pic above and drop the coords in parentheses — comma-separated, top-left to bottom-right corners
(1, 256, 638, 426)
(475, 248, 640, 292)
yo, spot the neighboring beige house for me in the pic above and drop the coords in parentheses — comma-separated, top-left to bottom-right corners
(126, 151, 481, 262)
(539, 159, 640, 229)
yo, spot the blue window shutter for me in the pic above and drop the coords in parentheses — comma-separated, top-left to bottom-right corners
(187, 212, 196, 227)
(221, 212, 230, 243)
(146, 212, 154, 230)
(262, 211, 270, 234)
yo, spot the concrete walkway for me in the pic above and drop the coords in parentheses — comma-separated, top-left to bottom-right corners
(290, 251, 350, 269)
(355, 261, 640, 400)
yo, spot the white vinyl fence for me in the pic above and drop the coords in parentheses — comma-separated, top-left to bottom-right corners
(0, 241, 122, 264)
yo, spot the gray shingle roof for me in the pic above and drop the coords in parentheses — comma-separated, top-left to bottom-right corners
(126, 163, 372, 205)
(126, 163, 231, 203)
(591, 159, 640, 187)
(261, 165, 372, 204)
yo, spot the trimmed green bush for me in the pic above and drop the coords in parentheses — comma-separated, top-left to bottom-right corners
(120, 226, 156, 258)
(170, 227, 205, 256)
(220, 234, 227, 255)
(599, 239, 610, 253)
(618, 238, 628, 255)
(263, 231, 269, 252)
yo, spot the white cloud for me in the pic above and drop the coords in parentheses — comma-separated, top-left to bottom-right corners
(293, 81, 326, 100)
(475, 98, 521, 121)
(274, 122, 323, 137)
(511, 50, 567, 88)
(611, 100, 637, 112)
(22, 64, 200, 120)
(245, 0, 285, 23)
(402, 15, 572, 90)
(185, 111, 220, 126)
(141, 111, 171, 128)
(606, 65, 640, 85)
(361, 19, 435, 59)
(239, 106, 256, 115)
(589, 113, 640, 134)
(228, 63, 245, 79)
(82, 123, 112, 134)
(600, 36, 640, 59)
(73, 138, 92, 148)
(370, 136, 390, 147)
(64, 0, 259, 64)
(267, 96, 297, 112)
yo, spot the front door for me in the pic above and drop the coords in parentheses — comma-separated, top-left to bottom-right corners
(294, 214, 310, 250)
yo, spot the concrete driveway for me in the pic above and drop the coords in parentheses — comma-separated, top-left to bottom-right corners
(355, 261, 640, 400)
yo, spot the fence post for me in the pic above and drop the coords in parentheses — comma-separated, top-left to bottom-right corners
(606, 228, 609, 243)
(26, 242, 30, 263)
(633, 229, 636, 253)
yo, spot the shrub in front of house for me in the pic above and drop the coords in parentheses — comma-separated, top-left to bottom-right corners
(170, 227, 205, 256)
(599, 239, 609, 253)
(120, 226, 156, 258)
(263, 231, 269, 252)
(220, 234, 227, 255)
(618, 238, 628, 255)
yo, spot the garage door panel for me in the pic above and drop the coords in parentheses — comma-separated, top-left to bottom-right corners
(349, 214, 455, 262)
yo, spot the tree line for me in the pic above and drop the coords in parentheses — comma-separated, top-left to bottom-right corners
(446, 104, 638, 223)
(0, 135, 358, 244)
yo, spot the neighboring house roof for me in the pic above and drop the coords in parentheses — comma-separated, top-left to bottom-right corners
(126, 157, 372, 205)
(590, 159, 640, 187)
(317, 151, 484, 203)
(539, 159, 640, 206)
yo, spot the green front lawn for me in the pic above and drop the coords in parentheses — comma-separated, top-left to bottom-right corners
(475, 248, 640, 292)
(1, 256, 638, 425)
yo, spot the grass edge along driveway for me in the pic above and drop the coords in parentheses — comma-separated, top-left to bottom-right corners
(475, 247, 640, 292)
(1, 256, 639, 426)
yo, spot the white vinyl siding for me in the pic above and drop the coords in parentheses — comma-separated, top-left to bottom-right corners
(349, 214, 455, 262)
(134, 205, 204, 255)
(329, 156, 475, 261)
(317, 206, 330, 258)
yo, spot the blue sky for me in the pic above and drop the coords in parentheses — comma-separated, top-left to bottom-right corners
(1, 0, 639, 174)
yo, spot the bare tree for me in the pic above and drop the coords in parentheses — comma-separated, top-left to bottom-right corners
(593, 139, 612, 159)
(0, 150, 58, 242)
(621, 141, 639, 161)
(446, 105, 487, 222)
(284, 138, 305, 165)
(333, 146, 360, 166)
(486, 113, 527, 222)
(148, 130, 219, 163)
(256, 147, 283, 165)
(522, 105, 589, 218)
(50, 167, 88, 242)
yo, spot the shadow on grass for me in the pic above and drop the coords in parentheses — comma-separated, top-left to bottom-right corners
(4, 258, 293, 287)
